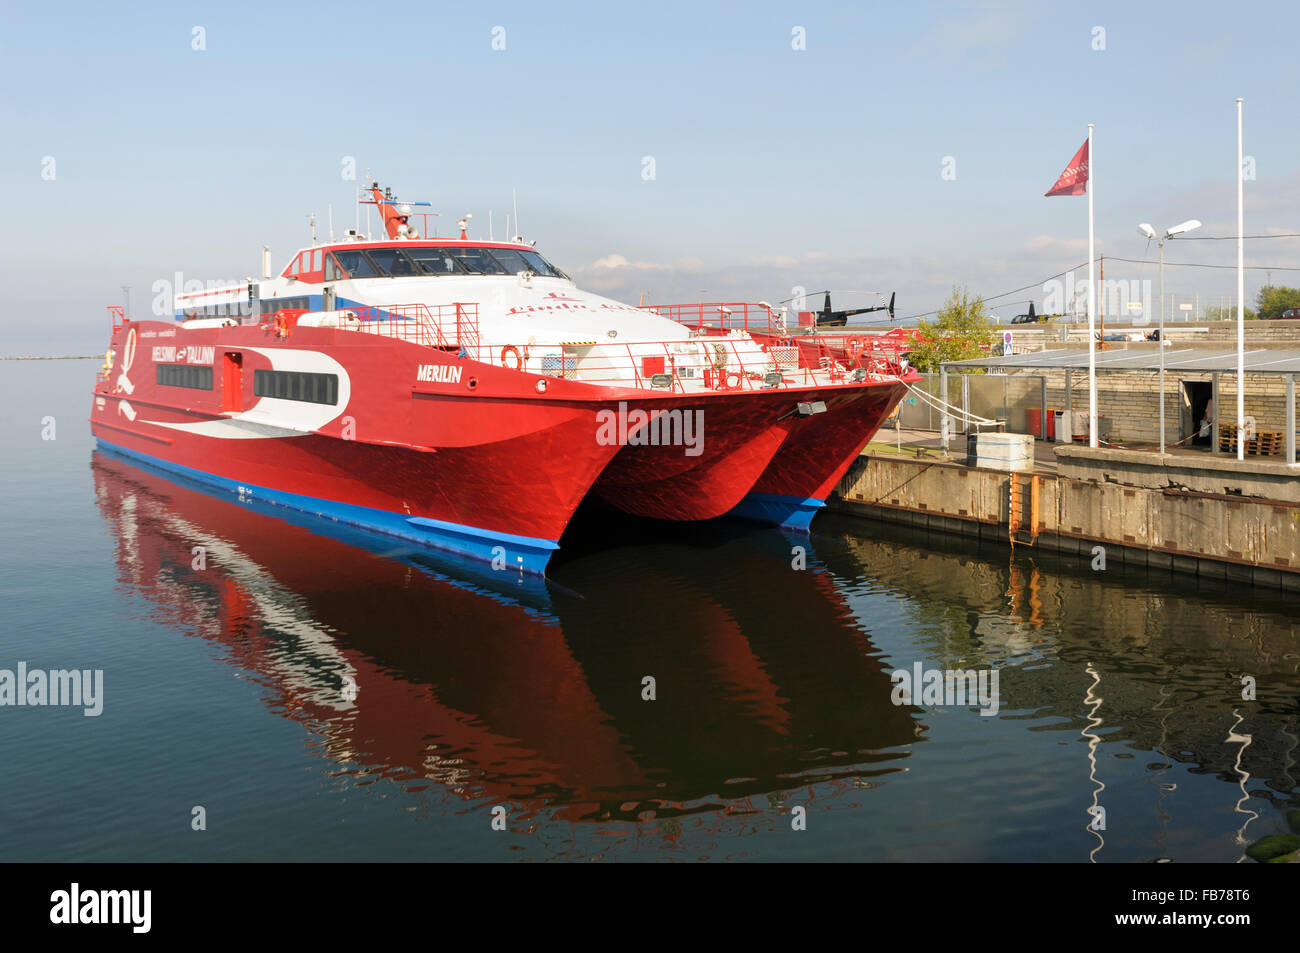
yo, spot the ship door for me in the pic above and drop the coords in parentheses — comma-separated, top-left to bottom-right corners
(222, 352, 244, 413)
(322, 286, 336, 311)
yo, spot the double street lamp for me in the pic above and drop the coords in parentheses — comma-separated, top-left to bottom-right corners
(1137, 218, 1202, 454)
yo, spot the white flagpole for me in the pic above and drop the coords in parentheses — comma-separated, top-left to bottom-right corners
(1087, 123, 1097, 448)
(1236, 98, 1245, 461)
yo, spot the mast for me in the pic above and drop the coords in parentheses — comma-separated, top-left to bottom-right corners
(369, 183, 409, 239)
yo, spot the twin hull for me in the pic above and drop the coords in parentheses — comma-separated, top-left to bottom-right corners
(91, 320, 908, 572)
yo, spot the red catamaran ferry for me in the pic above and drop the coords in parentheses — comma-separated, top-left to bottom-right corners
(91, 181, 917, 573)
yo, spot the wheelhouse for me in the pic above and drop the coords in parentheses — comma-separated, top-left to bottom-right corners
(281, 243, 570, 283)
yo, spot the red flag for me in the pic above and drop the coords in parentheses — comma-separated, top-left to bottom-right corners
(1045, 139, 1089, 196)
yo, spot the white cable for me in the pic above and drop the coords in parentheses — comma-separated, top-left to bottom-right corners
(896, 380, 1000, 425)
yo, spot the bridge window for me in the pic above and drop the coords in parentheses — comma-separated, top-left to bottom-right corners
(406, 247, 462, 275)
(157, 364, 213, 390)
(488, 249, 533, 274)
(366, 248, 418, 276)
(449, 247, 508, 274)
(519, 250, 566, 279)
(333, 250, 379, 278)
(254, 369, 338, 405)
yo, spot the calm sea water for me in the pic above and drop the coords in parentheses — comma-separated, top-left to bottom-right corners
(2, 359, 1297, 862)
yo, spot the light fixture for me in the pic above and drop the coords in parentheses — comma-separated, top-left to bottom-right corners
(1136, 216, 1202, 454)
(1165, 218, 1202, 238)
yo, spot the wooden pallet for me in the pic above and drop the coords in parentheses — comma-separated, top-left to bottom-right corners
(1218, 430, 1283, 456)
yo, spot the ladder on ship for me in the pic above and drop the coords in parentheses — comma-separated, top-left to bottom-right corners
(1008, 472, 1041, 548)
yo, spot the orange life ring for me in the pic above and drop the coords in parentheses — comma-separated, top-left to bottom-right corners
(500, 345, 522, 370)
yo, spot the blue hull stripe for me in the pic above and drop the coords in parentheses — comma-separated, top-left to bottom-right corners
(727, 492, 825, 532)
(95, 438, 560, 575)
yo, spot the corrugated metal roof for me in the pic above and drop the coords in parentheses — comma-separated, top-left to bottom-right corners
(945, 347, 1300, 374)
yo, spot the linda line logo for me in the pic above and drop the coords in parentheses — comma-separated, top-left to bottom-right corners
(595, 402, 705, 457)
(889, 662, 1000, 716)
(0, 662, 103, 716)
(50, 884, 151, 934)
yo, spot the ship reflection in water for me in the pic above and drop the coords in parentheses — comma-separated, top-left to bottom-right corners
(91, 449, 1300, 861)
(90, 450, 917, 842)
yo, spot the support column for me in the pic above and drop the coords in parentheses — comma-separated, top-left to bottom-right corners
(940, 365, 950, 452)
(1065, 369, 1073, 443)
(1288, 373, 1296, 465)
(1212, 372, 1220, 454)
(1040, 376, 1047, 440)
(962, 373, 970, 436)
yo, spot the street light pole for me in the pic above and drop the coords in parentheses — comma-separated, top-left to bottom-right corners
(1138, 219, 1201, 454)
(1159, 235, 1165, 454)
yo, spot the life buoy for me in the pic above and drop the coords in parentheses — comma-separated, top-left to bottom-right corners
(725, 372, 742, 389)
(500, 345, 522, 370)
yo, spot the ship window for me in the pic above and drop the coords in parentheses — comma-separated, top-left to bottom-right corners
(324, 254, 339, 281)
(157, 364, 214, 390)
(254, 369, 338, 405)
(260, 296, 308, 314)
(488, 249, 532, 274)
(311, 249, 322, 271)
(449, 247, 508, 275)
(367, 248, 418, 276)
(406, 247, 463, 275)
(334, 250, 379, 278)
(519, 250, 566, 278)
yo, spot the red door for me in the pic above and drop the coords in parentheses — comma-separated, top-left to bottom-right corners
(222, 352, 243, 413)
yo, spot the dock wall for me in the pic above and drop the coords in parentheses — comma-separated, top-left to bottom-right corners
(831, 450, 1300, 591)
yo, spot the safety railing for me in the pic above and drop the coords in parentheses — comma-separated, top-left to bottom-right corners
(458, 334, 907, 394)
(639, 301, 787, 336)
(640, 302, 912, 375)
(96, 305, 127, 384)
(787, 332, 911, 377)
(292, 302, 480, 349)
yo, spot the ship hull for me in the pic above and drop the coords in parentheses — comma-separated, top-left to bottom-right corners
(94, 437, 568, 574)
(91, 317, 914, 572)
(729, 378, 909, 530)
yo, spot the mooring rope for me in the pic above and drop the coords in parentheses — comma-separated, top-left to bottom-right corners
(898, 380, 1001, 426)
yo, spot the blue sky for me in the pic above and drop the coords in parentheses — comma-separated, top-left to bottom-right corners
(2, 0, 1297, 353)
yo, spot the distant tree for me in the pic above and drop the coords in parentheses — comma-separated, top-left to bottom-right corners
(1255, 284, 1300, 319)
(908, 286, 997, 372)
(1204, 304, 1257, 321)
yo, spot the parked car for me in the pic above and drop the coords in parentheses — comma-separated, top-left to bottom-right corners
(1265, 307, 1300, 320)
